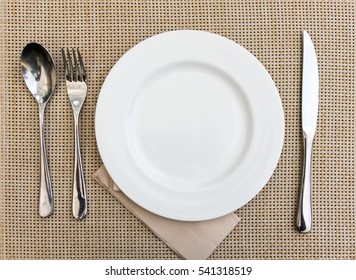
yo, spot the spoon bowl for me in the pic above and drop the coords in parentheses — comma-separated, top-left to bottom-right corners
(21, 42, 56, 217)
(21, 42, 56, 104)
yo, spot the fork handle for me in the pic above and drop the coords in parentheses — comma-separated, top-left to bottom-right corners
(297, 135, 313, 233)
(72, 113, 87, 220)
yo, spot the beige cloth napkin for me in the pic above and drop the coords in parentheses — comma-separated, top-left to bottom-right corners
(93, 165, 240, 259)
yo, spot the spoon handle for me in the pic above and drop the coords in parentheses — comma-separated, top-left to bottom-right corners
(72, 113, 87, 220)
(38, 105, 54, 217)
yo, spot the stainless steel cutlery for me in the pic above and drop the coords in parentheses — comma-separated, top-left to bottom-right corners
(297, 31, 319, 233)
(62, 48, 88, 220)
(22, 44, 88, 219)
(21, 43, 56, 217)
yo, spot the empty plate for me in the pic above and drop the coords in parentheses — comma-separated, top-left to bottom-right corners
(95, 30, 284, 221)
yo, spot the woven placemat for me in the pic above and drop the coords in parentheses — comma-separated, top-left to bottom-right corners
(0, 0, 354, 259)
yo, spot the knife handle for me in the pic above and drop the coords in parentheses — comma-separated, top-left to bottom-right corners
(297, 134, 313, 233)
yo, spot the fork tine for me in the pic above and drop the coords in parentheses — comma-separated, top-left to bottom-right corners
(72, 48, 79, 82)
(77, 48, 86, 82)
(66, 47, 74, 81)
(61, 48, 70, 81)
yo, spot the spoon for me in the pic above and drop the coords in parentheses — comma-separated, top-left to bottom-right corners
(21, 42, 56, 217)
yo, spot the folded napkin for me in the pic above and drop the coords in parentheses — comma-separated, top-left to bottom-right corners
(93, 165, 240, 259)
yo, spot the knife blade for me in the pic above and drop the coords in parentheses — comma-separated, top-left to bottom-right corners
(297, 30, 319, 233)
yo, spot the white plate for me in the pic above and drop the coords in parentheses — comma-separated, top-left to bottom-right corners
(95, 30, 284, 221)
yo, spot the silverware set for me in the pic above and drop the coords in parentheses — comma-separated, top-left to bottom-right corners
(21, 44, 88, 220)
(20, 30, 319, 230)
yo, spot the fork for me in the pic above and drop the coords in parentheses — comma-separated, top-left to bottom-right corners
(62, 48, 88, 220)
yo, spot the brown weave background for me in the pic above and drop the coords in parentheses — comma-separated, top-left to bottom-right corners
(0, 0, 354, 259)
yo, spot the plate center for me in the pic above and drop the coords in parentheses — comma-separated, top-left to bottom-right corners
(128, 62, 251, 187)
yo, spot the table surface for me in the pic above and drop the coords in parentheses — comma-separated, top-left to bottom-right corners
(0, 0, 354, 259)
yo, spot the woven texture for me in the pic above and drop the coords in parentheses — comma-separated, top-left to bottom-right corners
(0, 0, 354, 259)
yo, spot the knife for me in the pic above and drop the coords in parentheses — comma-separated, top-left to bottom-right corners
(297, 30, 319, 233)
